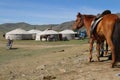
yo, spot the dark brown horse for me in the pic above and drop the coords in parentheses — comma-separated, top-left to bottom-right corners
(40, 35, 50, 41)
(73, 12, 120, 67)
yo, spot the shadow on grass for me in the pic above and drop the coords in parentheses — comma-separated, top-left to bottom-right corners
(8, 48, 18, 50)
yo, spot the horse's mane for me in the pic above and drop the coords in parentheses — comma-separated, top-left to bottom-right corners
(83, 15, 96, 21)
(83, 14, 96, 18)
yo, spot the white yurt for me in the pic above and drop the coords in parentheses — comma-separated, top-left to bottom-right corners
(6, 28, 32, 40)
(28, 29, 42, 40)
(36, 32, 43, 41)
(40, 29, 58, 35)
(36, 29, 59, 41)
(59, 29, 77, 40)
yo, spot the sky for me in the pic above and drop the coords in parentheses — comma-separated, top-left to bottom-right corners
(0, 0, 120, 25)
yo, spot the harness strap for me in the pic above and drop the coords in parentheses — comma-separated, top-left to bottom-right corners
(90, 17, 103, 38)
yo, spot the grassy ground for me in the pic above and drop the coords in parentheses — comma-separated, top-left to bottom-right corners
(0, 35, 88, 64)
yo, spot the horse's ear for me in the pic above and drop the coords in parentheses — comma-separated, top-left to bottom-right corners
(77, 12, 81, 17)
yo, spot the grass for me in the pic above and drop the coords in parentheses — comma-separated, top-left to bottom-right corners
(0, 36, 88, 64)
(0, 46, 66, 63)
(14, 38, 88, 45)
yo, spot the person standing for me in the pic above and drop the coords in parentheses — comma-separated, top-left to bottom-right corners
(6, 36, 13, 49)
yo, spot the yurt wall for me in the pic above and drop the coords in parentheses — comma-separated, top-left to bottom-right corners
(28, 29, 42, 40)
(21, 34, 32, 40)
(59, 29, 76, 40)
(62, 34, 75, 40)
(6, 28, 32, 40)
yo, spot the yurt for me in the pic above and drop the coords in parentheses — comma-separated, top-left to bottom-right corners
(40, 29, 58, 35)
(36, 29, 59, 41)
(6, 28, 32, 40)
(28, 29, 42, 39)
(59, 29, 77, 40)
(36, 32, 43, 41)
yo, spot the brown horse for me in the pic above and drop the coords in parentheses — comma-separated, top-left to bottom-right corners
(73, 12, 120, 67)
(40, 35, 50, 41)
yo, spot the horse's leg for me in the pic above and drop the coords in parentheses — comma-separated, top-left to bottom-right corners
(96, 41, 101, 61)
(106, 39, 116, 68)
(40, 37, 41, 41)
(100, 41, 104, 57)
(105, 41, 108, 56)
(46, 37, 47, 41)
(89, 38, 94, 62)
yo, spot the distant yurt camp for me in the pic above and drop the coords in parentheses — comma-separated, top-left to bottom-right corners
(28, 29, 42, 40)
(6, 28, 32, 40)
(59, 29, 77, 40)
(36, 29, 59, 41)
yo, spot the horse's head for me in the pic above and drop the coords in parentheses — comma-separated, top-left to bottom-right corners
(73, 12, 84, 31)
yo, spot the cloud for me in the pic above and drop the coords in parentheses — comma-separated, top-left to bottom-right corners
(77, 6, 102, 15)
(0, 18, 18, 24)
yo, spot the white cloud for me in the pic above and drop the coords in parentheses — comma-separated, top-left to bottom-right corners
(0, 18, 16, 24)
(78, 6, 102, 15)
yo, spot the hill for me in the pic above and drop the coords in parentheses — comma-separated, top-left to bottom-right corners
(0, 21, 78, 33)
(0, 22, 58, 33)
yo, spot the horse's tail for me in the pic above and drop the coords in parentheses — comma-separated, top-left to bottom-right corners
(112, 18, 120, 61)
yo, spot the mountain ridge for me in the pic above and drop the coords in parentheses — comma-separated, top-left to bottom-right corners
(0, 21, 74, 33)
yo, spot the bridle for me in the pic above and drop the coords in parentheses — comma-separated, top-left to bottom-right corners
(76, 14, 84, 30)
(80, 15, 84, 27)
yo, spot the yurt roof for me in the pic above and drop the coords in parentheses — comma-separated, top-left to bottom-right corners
(28, 29, 42, 33)
(59, 29, 77, 34)
(40, 29, 58, 35)
(6, 28, 31, 34)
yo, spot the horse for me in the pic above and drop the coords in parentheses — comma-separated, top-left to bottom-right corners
(73, 12, 120, 68)
(40, 35, 50, 41)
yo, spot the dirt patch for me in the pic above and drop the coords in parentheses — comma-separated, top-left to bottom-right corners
(0, 44, 120, 80)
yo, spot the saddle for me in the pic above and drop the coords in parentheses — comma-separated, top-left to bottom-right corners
(90, 10, 111, 38)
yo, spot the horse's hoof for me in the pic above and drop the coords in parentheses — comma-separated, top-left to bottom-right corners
(88, 58, 92, 62)
(111, 65, 114, 68)
(100, 55, 104, 57)
(111, 64, 115, 68)
(98, 59, 100, 62)
(88, 60, 91, 62)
